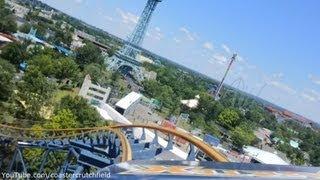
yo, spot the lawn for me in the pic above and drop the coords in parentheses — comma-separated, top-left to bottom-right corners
(52, 88, 80, 104)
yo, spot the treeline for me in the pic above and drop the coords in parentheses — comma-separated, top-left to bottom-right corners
(271, 121, 320, 166)
(0, 0, 18, 33)
(142, 62, 320, 166)
(20, 10, 74, 46)
(0, 42, 109, 128)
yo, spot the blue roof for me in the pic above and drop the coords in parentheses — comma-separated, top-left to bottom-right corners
(54, 45, 72, 56)
(203, 134, 220, 147)
(19, 61, 28, 71)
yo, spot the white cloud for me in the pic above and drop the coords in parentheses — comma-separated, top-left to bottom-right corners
(116, 8, 139, 25)
(267, 81, 297, 95)
(104, 15, 113, 22)
(301, 92, 317, 102)
(211, 53, 228, 65)
(308, 74, 320, 85)
(153, 33, 163, 40)
(272, 72, 284, 79)
(301, 89, 320, 102)
(221, 44, 231, 54)
(203, 42, 214, 50)
(150, 27, 164, 41)
(179, 27, 196, 41)
(173, 37, 181, 43)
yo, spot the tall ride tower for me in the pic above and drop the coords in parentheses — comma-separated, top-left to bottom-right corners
(214, 54, 237, 101)
(106, 0, 162, 81)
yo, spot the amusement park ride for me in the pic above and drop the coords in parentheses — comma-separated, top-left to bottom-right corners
(106, 0, 163, 81)
(0, 0, 319, 179)
(0, 123, 319, 179)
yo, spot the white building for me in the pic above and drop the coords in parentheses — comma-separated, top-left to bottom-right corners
(115, 92, 142, 116)
(71, 33, 85, 50)
(0, 33, 13, 48)
(79, 75, 111, 105)
(181, 95, 200, 109)
(243, 146, 289, 165)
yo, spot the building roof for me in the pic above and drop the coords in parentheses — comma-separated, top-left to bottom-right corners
(14, 32, 45, 44)
(203, 134, 220, 147)
(116, 92, 142, 110)
(243, 146, 289, 165)
(290, 140, 299, 149)
(54, 45, 73, 56)
(0, 35, 13, 42)
(181, 99, 199, 108)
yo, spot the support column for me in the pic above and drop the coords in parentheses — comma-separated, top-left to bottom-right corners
(165, 134, 173, 150)
(140, 128, 146, 141)
(39, 149, 50, 173)
(152, 130, 159, 146)
(187, 144, 196, 161)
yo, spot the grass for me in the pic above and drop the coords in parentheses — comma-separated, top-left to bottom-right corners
(40, 88, 79, 119)
(52, 88, 79, 104)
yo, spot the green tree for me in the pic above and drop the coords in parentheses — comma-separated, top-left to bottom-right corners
(0, 0, 4, 8)
(0, 3, 17, 33)
(106, 46, 117, 57)
(198, 92, 224, 119)
(75, 42, 103, 68)
(53, 57, 80, 81)
(191, 113, 206, 129)
(217, 108, 240, 129)
(0, 42, 28, 65)
(205, 122, 221, 137)
(28, 54, 55, 77)
(19, 23, 32, 33)
(56, 95, 105, 127)
(55, 29, 73, 46)
(110, 72, 129, 97)
(44, 109, 77, 129)
(230, 123, 256, 148)
(83, 63, 112, 85)
(0, 58, 15, 101)
(245, 108, 264, 123)
(17, 66, 56, 119)
(310, 148, 320, 166)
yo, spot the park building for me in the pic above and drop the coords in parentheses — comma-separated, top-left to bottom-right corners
(79, 74, 111, 105)
(243, 146, 289, 165)
(115, 91, 142, 116)
(0, 33, 14, 48)
(181, 94, 200, 109)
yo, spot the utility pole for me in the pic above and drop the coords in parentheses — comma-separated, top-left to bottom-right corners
(214, 54, 237, 101)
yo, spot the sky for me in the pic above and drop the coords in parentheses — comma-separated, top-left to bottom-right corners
(41, 0, 320, 123)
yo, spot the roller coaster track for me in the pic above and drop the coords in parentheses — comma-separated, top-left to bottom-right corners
(112, 124, 228, 162)
(1, 123, 319, 179)
(0, 123, 227, 162)
(0, 122, 229, 178)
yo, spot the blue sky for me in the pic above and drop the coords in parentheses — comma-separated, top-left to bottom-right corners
(41, 0, 320, 122)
